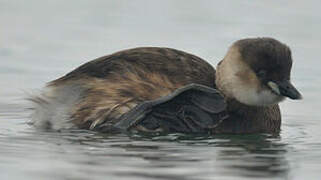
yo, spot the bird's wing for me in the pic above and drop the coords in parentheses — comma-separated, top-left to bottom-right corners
(113, 83, 228, 133)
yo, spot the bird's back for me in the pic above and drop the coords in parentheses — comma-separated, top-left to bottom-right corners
(51, 47, 216, 88)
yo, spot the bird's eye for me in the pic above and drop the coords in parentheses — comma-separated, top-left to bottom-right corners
(257, 70, 266, 78)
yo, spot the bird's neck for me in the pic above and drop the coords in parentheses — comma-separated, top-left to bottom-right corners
(212, 96, 281, 134)
(224, 97, 262, 120)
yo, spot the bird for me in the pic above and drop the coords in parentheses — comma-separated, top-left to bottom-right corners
(30, 37, 302, 134)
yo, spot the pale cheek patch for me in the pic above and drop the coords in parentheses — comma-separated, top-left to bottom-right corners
(229, 65, 283, 106)
(234, 87, 284, 106)
(256, 90, 285, 106)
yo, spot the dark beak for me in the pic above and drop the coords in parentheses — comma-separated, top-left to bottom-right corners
(276, 80, 302, 100)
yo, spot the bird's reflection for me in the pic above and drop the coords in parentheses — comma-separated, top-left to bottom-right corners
(26, 129, 290, 180)
(88, 133, 290, 179)
(213, 134, 289, 178)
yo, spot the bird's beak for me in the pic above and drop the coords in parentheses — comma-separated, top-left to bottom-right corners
(268, 80, 302, 100)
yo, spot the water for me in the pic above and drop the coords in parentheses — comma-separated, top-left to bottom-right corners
(1, 0, 321, 179)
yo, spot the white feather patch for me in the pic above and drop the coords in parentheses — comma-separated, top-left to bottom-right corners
(29, 84, 84, 130)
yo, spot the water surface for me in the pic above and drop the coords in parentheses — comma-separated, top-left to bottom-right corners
(1, 1, 321, 179)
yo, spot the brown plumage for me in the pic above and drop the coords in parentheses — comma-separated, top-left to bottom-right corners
(47, 47, 216, 130)
(31, 37, 301, 134)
